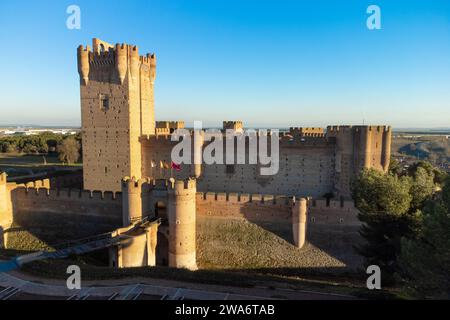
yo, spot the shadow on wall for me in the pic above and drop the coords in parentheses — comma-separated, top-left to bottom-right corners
(8, 187, 123, 245)
(239, 202, 363, 270)
(156, 230, 169, 266)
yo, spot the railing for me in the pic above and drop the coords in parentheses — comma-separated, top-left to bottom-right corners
(50, 215, 162, 250)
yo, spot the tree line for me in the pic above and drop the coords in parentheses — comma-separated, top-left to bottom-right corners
(352, 159, 450, 298)
(0, 132, 82, 164)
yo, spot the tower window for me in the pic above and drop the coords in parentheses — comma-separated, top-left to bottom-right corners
(100, 94, 110, 111)
(226, 165, 235, 174)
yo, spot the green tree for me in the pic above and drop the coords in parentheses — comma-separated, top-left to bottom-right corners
(400, 179, 450, 298)
(352, 169, 420, 284)
(388, 157, 404, 176)
(352, 168, 412, 216)
(408, 160, 447, 186)
(409, 167, 435, 211)
(57, 137, 80, 164)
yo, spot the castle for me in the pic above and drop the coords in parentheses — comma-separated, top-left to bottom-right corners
(0, 38, 391, 271)
(78, 38, 391, 199)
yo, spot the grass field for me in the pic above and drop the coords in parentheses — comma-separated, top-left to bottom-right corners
(0, 153, 81, 178)
(196, 218, 358, 272)
(0, 153, 81, 167)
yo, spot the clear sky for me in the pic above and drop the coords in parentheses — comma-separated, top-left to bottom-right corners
(0, 0, 449, 128)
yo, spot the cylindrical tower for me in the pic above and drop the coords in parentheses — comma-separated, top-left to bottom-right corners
(381, 126, 392, 172)
(292, 197, 308, 249)
(193, 130, 204, 178)
(121, 177, 143, 226)
(360, 127, 372, 169)
(77, 45, 90, 85)
(167, 178, 197, 270)
(115, 43, 128, 84)
(149, 53, 157, 84)
(130, 46, 139, 84)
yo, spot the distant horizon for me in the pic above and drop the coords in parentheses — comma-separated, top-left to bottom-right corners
(1, 123, 450, 132)
(1, 0, 449, 127)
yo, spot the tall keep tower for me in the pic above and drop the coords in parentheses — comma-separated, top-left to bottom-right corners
(78, 38, 156, 192)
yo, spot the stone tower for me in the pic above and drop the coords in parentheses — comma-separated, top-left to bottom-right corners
(121, 177, 145, 226)
(167, 178, 197, 270)
(327, 125, 392, 198)
(78, 38, 156, 192)
(292, 197, 308, 249)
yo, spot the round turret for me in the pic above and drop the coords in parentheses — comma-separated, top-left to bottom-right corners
(193, 130, 204, 178)
(130, 46, 139, 83)
(292, 197, 307, 248)
(167, 178, 197, 270)
(115, 43, 128, 84)
(149, 53, 156, 84)
(121, 177, 144, 226)
(77, 45, 90, 85)
(382, 126, 392, 172)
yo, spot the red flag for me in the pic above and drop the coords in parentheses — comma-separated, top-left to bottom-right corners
(171, 161, 181, 171)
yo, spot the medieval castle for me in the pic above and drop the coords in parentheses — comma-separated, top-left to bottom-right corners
(0, 38, 391, 271)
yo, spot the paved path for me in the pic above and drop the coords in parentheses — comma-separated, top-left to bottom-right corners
(0, 270, 356, 300)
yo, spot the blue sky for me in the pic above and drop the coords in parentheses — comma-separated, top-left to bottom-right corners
(0, 0, 449, 128)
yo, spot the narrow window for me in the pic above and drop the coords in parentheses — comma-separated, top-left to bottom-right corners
(226, 164, 235, 174)
(100, 94, 110, 111)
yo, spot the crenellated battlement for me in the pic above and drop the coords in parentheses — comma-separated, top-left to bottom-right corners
(139, 53, 156, 66)
(121, 176, 151, 191)
(14, 186, 121, 201)
(326, 125, 391, 134)
(196, 192, 291, 205)
(121, 176, 198, 194)
(24, 179, 50, 190)
(223, 121, 243, 131)
(195, 189, 359, 226)
(141, 134, 174, 141)
(289, 127, 325, 137)
(280, 134, 335, 147)
(195, 191, 357, 211)
(77, 38, 156, 86)
(169, 178, 196, 193)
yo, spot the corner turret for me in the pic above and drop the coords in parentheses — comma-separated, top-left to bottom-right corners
(77, 45, 90, 85)
(121, 176, 148, 226)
